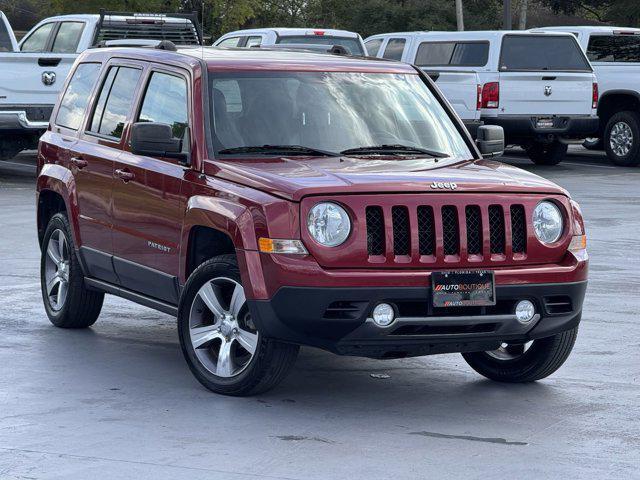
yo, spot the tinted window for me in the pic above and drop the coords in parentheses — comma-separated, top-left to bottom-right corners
(90, 67, 141, 139)
(138, 72, 188, 139)
(217, 37, 241, 47)
(56, 63, 101, 130)
(500, 35, 590, 71)
(21, 22, 55, 52)
(382, 38, 406, 60)
(52, 22, 84, 53)
(415, 42, 489, 66)
(276, 36, 365, 55)
(246, 36, 262, 47)
(365, 38, 383, 56)
(587, 35, 640, 63)
(0, 18, 14, 51)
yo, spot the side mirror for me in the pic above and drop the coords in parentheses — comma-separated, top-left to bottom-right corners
(476, 125, 504, 158)
(130, 122, 190, 165)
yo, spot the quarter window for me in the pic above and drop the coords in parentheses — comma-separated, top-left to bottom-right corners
(365, 38, 383, 57)
(246, 36, 262, 47)
(56, 63, 101, 130)
(138, 72, 189, 139)
(587, 35, 640, 63)
(21, 22, 55, 52)
(415, 42, 489, 67)
(52, 22, 84, 53)
(382, 38, 406, 61)
(90, 66, 141, 139)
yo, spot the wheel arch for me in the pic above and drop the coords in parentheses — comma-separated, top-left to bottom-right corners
(598, 90, 640, 134)
(36, 165, 79, 248)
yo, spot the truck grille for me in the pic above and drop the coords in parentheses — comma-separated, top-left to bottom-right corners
(302, 193, 570, 269)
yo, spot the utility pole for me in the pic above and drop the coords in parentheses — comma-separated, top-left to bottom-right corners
(503, 0, 512, 30)
(455, 0, 465, 31)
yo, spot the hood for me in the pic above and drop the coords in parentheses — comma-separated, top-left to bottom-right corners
(209, 155, 568, 201)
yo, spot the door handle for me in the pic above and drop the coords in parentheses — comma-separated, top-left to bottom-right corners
(115, 168, 135, 182)
(70, 156, 88, 169)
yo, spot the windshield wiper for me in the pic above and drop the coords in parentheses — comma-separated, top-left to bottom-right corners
(218, 145, 339, 157)
(340, 144, 448, 158)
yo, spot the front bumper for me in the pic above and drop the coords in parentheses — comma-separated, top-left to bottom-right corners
(483, 115, 598, 143)
(248, 280, 587, 358)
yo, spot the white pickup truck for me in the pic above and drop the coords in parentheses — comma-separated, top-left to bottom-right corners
(365, 31, 599, 165)
(535, 26, 640, 166)
(0, 10, 201, 160)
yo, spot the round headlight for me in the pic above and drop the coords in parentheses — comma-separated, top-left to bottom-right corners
(533, 201, 563, 244)
(307, 202, 351, 247)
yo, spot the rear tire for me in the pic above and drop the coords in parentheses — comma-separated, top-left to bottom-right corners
(604, 111, 640, 166)
(525, 140, 568, 165)
(462, 327, 578, 382)
(41, 213, 104, 328)
(178, 254, 299, 396)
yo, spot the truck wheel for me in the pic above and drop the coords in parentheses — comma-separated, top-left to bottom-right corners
(178, 254, 299, 396)
(525, 141, 568, 165)
(582, 137, 603, 150)
(461, 327, 578, 382)
(41, 213, 104, 328)
(604, 111, 640, 166)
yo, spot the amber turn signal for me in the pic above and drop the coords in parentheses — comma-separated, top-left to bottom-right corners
(258, 237, 308, 255)
(568, 235, 587, 252)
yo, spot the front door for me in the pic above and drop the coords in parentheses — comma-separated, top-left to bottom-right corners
(111, 67, 192, 304)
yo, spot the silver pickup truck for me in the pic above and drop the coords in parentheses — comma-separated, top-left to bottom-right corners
(0, 10, 201, 160)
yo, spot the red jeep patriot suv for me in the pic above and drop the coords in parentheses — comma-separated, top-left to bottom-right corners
(36, 42, 588, 396)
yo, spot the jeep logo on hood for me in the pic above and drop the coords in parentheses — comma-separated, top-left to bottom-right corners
(430, 181, 457, 190)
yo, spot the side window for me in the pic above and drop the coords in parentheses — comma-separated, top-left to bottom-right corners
(217, 36, 241, 47)
(246, 36, 262, 47)
(138, 72, 189, 140)
(21, 22, 55, 52)
(365, 38, 383, 57)
(52, 22, 84, 53)
(56, 63, 101, 130)
(415, 42, 489, 67)
(587, 35, 640, 63)
(382, 38, 406, 61)
(89, 66, 141, 139)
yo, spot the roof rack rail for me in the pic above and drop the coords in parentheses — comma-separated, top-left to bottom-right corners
(92, 9, 203, 47)
(252, 43, 350, 55)
(94, 39, 178, 51)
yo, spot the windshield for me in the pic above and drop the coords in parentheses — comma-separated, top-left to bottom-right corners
(209, 71, 472, 159)
(276, 35, 364, 55)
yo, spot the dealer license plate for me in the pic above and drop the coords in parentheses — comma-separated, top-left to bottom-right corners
(432, 270, 496, 308)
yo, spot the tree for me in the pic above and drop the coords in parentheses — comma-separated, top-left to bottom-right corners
(455, 0, 464, 30)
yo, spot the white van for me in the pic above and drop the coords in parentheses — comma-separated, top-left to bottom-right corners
(365, 31, 599, 165)
(213, 28, 366, 56)
(534, 26, 640, 166)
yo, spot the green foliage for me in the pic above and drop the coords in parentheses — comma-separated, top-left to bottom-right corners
(544, 0, 640, 25)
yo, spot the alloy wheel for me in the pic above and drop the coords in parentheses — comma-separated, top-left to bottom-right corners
(610, 121, 633, 157)
(485, 341, 533, 361)
(44, 229, 70, 311)
(188, 277, 258, 378)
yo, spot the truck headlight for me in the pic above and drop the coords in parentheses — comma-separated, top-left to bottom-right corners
(533, 201, 563, 244)
(307, 202, 351, 247)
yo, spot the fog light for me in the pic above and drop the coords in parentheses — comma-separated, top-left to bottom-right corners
(515, 300, 536, 324)
(372, 303, 395, 327)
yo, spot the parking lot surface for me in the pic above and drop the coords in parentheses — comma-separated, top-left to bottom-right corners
(1, 149, 638, 479)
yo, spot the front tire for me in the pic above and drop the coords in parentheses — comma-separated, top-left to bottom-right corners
(604, 111, 640, 166)
(525, 140, 568, 165)
(178, 254, 299, 396)
(462, 327, 578, 382)
(41, 213, 104, 328)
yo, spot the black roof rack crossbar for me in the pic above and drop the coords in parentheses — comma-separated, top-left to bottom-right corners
(92, 9, 203, 47)
(94, 39, 178, 51)
(252, 43, 350, 55)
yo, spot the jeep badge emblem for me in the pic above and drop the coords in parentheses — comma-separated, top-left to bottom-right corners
(544, 85, 552, 96)
(42, 71, 56, 86)
(430, 181, 457, 190)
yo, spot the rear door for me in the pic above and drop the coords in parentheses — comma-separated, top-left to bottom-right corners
(111, 66, 191, 304)
(0, 11, 18, 51)
(414, 40, 488, 122)
(498, 34, 594, 116)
